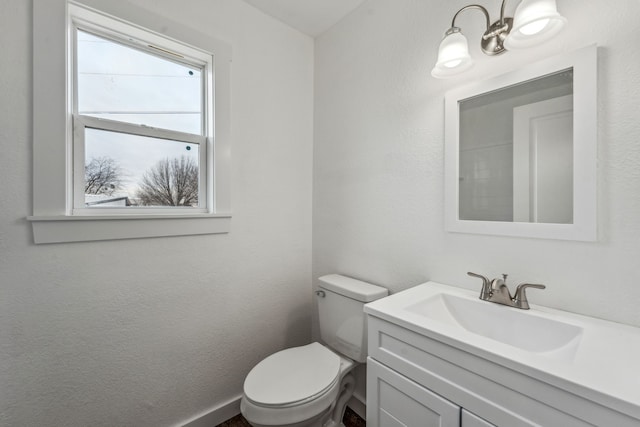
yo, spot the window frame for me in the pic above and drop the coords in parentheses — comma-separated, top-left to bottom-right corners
(29, 0, 232, 243)
(71, 12, 211, 214)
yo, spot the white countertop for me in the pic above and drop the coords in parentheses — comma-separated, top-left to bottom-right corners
(364, 281, 640, 421)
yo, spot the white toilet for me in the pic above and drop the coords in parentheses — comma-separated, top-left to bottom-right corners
(240, 274, 388, 427)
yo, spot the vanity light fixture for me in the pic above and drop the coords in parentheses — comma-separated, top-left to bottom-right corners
(431, 0, 567, 78)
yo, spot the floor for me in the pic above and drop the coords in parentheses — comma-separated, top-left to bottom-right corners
(216, 406, 366, 427)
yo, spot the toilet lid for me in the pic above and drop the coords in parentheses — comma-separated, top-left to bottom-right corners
(243, 342, 341, 407)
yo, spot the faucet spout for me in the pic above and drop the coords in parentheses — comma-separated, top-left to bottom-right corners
(488, 274, 514, 306)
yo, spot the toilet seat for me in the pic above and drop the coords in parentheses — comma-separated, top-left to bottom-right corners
(243, 342, 341, 407)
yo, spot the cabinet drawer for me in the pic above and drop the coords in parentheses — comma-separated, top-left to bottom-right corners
(367, 357, 460, 427)
(367, 316, 604, 427)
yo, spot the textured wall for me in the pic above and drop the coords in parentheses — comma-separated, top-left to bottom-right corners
(313, 0, 640, 332)
(0, 1, 313, 426)
(314, 0, 640, 401)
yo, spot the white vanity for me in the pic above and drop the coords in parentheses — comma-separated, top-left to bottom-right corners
(364, 282, 640, 426)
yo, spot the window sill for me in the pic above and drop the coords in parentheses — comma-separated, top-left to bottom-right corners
(27, 213, 231, 244)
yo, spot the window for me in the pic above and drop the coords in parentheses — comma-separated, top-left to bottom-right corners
(72, 16, 210, 213)
(30, 0, 232, 243)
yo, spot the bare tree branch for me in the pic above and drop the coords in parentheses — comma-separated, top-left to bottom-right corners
(85, 157, 123, 196)
(136, 156, 199, 206)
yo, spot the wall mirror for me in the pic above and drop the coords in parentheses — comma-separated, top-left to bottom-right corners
(444, 45, 597, 241)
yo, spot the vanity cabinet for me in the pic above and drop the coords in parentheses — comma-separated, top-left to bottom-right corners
(365, 315, 626, 427)
(367, 358, 460, 427)
(368, 357, 496, 427)
(364, 282, 640, 427)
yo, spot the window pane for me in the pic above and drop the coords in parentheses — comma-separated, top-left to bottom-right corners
(84, 128, 200, 208)
(77, 30, 203, 134)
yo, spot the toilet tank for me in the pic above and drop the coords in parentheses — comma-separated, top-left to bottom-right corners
(317, 274, 388, 363)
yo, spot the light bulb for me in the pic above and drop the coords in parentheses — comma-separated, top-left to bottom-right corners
(444, 59, 463, 68)
(518, 18, 550, 35)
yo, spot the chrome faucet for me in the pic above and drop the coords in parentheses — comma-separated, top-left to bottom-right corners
(467, 272, 545, 310)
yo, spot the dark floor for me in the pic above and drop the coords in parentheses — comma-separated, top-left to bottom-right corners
(343, 407, 366, 427)
(216, 406, 365, 427)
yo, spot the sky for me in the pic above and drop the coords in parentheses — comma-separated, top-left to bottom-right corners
(77, 30, 202, 201)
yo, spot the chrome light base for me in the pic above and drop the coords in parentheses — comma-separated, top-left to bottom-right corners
(481, 18, 513, 56)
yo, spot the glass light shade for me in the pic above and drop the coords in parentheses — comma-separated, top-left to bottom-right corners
(504, 0, 567, 50)
(431, 28, 474, 78)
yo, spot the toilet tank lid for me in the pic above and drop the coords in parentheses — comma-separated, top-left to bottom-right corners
(318, 274, 388, 302)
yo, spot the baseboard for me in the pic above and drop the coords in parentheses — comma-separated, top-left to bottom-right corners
(348, 391, 366, 420)
(179, 394, 242, 427)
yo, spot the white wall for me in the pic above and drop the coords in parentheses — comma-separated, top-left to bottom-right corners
(0, 1, 313, 426)
(313, 0, 640, 334)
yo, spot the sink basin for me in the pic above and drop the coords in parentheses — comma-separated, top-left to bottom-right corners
(406, 293, 583, 355)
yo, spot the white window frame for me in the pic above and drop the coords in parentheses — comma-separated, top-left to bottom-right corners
(29, 0, 232, 243)
(71, 8, 211, 215)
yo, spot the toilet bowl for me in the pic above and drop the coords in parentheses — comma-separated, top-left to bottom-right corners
(240, 343, 355, 427)
(240, 274, 388, 427)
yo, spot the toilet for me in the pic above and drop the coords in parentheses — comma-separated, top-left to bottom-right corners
(240, 274, 388, 427)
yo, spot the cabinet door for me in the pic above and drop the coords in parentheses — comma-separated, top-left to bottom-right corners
(367, 358, 460, 427)
(461, 410, 496, 427)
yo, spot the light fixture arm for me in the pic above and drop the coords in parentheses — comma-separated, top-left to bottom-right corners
(499, 0, 512, 25)
(451, 4, 491, 31)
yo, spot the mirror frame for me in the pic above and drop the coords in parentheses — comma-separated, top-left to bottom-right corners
(444, 45, 597, 241)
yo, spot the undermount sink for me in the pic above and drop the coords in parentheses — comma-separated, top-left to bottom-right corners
(405, 292, 583, 355)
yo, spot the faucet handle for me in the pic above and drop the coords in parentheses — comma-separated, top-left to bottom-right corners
(513, 283, 546, 310)
(467, 271, 489, 282)
(467, 272, 491, 300)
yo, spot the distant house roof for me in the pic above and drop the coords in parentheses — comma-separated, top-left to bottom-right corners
(85, 195, 133, 206)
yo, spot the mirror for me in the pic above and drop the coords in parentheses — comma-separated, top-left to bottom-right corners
(459, 69, 574, 224)
(445, 46, 597, 241)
